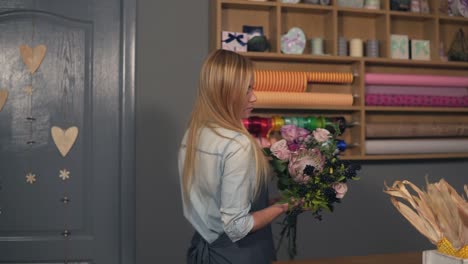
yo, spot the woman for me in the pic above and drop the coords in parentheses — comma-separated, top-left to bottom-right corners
(178, 49, 288, 264)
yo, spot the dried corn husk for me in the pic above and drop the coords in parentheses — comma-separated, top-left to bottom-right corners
(384, 178, 467, 255)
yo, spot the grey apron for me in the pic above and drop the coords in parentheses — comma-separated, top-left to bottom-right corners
(187, 186, 276, 264)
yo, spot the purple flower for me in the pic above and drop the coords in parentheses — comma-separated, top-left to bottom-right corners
(288, 143, 300, 151)
(280, 125, 310, 143)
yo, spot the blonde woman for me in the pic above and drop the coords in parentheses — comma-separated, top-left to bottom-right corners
(178, 49, 288, 263)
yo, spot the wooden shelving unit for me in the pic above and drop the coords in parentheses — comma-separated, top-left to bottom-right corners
(210, 0, 468, 160)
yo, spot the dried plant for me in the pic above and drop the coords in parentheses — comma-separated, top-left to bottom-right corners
(384, 178, 467, 251)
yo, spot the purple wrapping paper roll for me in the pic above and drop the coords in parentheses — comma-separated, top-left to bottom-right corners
(365, 73, 468, 87)
(365, 94, 468, 107)
(366, 85, 468, 97)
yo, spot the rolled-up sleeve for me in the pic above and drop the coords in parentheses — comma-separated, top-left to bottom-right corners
(220, 136, 255, 242)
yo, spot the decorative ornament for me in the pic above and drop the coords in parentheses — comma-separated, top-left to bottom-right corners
(59, 169, 70, 181)
(25, 173, 36, 184)
(281, 27, 306, 55)
(0, 89, 8, 112)
(24, 86, 33, 96)
(19, 44, 47, 74)
(51, 126, 78, 157)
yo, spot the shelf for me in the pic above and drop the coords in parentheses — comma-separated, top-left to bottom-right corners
(439, 15, 468, 23)
(244, 53, 468, 68)
(280, 2, 333, 12)
(221, 0, 276, 8)
(244, 52, 361, 63)
(389, 11, 435, 20)
(364, 57, 468, 68)
(254, 105, 361, 111)
(337, 7, 386, 17)
(212, 0, 468, 160)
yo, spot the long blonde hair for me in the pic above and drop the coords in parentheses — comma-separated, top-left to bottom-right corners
(182, 49, 269, 200)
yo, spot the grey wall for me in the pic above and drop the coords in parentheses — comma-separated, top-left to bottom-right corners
(135, 1, 468, 263)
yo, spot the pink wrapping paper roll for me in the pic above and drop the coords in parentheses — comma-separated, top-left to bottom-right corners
(255, 91, 354, 107)
(365, 73, 468, 87)
(366, 85, 468, 97)
(365, 94, 468, 107)
(365, 139, 468, 154)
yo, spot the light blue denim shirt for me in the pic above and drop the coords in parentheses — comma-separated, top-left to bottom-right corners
(178, 127, 256, 243)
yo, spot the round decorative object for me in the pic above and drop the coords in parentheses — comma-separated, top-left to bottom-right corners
(457, 0, 468, 17)
(247, 36, 270, 52)
(281, 27, 306, 54)
(281, 0, 300, 3)
(320, 0, 331, 5)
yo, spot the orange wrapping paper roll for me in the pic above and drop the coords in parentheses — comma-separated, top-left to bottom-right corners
(255, 91, 354, 107)
(305, 72, 354, 84)
(254, 70, 309, 92)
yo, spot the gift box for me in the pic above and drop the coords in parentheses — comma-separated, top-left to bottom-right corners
(411, 39, 431, 60)
(222, 31, 248, 52)
(391, 34, 409, 59)
(423, 250, 468, 264)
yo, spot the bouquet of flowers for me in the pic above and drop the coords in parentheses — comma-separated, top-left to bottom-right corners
(263, 123, 361, 259)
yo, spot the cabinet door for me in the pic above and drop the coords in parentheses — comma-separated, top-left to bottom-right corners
(0, 0, 135, 263)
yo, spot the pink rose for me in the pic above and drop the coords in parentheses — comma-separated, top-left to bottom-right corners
(256, 137, 272, 148)
(332, 182, 348, 199)
(313, 128, 331, 142)
(288, 148, 325, 184)
(270, 139, 290, 161)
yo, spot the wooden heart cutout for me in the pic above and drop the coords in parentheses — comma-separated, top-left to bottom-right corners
(0, 89, 8, 112)
(19, 44, 47, 74)
(51, 126, 79, 157)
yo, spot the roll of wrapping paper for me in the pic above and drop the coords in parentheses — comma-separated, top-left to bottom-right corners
(365, 139, 468, 154)
(366, 85, 468, 97)
(255, 91, 354, 107)
(254, 71, 354, 92)
(365, 94, 468, 107)
(304, 72, 354, 84)
(254, 70, 308, 92)
(365, 73, 468, 87)
(366, 123, 468, 138)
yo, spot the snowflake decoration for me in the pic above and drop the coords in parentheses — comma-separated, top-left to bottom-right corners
(26, 173, 36, 184)
(59, 169, 70, 181)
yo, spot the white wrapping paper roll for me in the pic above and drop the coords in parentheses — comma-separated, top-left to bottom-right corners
(365, 139, 468, 154)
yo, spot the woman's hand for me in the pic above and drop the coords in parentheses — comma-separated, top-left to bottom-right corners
(272, 202, 289, 213)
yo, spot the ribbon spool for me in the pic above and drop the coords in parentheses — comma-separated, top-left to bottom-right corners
(350, 38, 363, 57)
(242, 116, 273, 138)
(244, 116, 348, 135)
